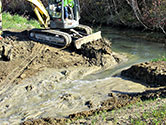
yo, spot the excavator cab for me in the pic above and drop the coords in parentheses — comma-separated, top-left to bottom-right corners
(48, 0, 80, 29)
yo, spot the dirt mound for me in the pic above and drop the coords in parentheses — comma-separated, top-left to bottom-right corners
(121, 61, 166, 87)
(0, 30, 121, 85)
(78, 38, 112, 66)
(0, 31, 34, 83)
(21, 87, 166, 125)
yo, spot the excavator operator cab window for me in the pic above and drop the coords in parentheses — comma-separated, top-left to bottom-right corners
(48, 0, 62, 19)
(48, 0, 77, 20)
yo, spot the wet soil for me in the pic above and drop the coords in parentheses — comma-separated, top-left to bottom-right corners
(18, 59, 166, 125)
(22, 87, 166, 125)
(121, 61, 166, 87)
(20, 60, 166, 124)
(0, 29, 125, 124)
(1, 29, 166, 124)
(0, 30, 120, 85)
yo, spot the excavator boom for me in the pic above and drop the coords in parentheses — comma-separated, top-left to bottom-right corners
(26, 0, 50, 28)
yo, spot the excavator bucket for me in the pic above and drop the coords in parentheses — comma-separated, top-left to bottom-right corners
(74, 31, 102, 49)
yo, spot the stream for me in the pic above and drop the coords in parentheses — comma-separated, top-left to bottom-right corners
(0, 28, 166, 124)
(85, 27, 166, 80)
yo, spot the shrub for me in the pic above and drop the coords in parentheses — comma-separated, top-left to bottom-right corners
(1, 0, 166, 33)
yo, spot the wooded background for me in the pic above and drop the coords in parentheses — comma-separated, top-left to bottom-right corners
(2, 0, 166, 33)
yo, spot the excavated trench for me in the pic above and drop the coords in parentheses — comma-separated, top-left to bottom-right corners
(0, 28, 166, 124)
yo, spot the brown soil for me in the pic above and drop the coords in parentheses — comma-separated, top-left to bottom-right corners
(1, 29, 166, 125)
(0, 30, 119, 86)
(121, 61, 166, 87)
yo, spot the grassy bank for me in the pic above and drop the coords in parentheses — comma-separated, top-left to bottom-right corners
(69, 98, 166, 124)
(2, 12, 40, 30)
(151, 56, 166, 62)
(131, 104, 166, 124)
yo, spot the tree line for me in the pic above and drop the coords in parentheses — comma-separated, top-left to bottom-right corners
(2, 0, 166, 33)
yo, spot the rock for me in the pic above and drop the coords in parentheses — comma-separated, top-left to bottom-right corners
(61, 70, 68, 76)
(60, 93, 74, 101)
(85, 100, 93, 108)
(106, 120, 113, 125)
(108, 93, 115, 97)
(25, 85, 33, 92)
(20, 74, 26, 79)
(1, 44, 13, 61)
(70, 52, 75, 56)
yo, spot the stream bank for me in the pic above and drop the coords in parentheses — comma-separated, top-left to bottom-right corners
(22, 87, 166, 125)
(0, 30, 123, 84)
(121, 61, 166, 87)
(0, 29, 126, 124)
(0, 27, 166, 124)
(20, 26, 166, 125)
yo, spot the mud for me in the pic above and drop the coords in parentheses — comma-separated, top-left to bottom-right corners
(0, 30, 120, 85)
(0, 29, 126, 124)
(0, 31, 34, 83)
(78, 38, 113, 66)
(0, 67, 147, 124)
(121, 61, 166, 87)
(21, 87, 166, 125)
(1, 29, 165, 124)
(19, 59, 166, 125)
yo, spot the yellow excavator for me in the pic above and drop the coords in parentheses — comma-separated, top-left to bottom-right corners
(21, 0, 102, 49)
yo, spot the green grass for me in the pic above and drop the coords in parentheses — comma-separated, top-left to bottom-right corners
(131, 105, 166, 124)
(67, 98, 166, 124)
(2, 12, 40, 30)
(151, 56, 166, 62)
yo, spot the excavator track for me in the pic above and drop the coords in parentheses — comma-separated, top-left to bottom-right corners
(29, 24, 101, 49)
(75, 24, 93, 35)
(0, 43, 45, 95)
(29, 29, 72, 48)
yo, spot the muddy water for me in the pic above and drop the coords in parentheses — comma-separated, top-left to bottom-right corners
(85, 28, 166, 80)
(1, 28, 166, 124)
